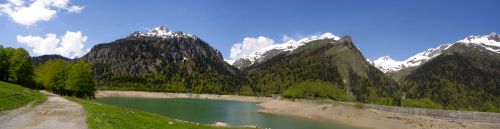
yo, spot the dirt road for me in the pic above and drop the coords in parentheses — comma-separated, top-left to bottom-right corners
(0, 91, 87, 129)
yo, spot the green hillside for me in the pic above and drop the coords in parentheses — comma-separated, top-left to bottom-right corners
(0, 81, 46, 110)
(402, 43, 500, 112)
(244, 36, 400, 103)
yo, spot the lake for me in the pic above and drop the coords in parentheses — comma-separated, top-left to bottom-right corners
(95, 97, 360, 129)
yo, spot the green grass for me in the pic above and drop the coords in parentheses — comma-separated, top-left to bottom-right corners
(66, 97, 250, 129)
(0, 81, 47, 111)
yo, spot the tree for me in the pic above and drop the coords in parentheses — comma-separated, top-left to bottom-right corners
(36, 59, 96, 99)
(7, 48, 35, 87)
(0, 45, 8, 81)
(36, 59, 70, 94)
(65, 60, 96, 99)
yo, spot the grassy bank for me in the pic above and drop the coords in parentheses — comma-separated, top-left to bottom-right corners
(0, 81, 46, 111)
(66, 97, 249, 129)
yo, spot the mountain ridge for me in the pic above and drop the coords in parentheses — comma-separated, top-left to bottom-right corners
(232, 33, 341, 69)
(371, 32, 499, 73)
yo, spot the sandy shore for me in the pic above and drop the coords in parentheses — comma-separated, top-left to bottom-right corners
(96, 90, 274, 103)
(96, 90, 500, 129)
(258, 100, 500, 129)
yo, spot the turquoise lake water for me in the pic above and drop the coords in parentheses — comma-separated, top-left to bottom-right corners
(95, 97, 360, 129)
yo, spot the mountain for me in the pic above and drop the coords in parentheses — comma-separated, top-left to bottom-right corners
(403, 42, 500, 110)
(233, 33, 340, 69)
(372, 32, 500, 73)
(371, 44, 452, 73)
(243, 36, 400, 103)
(82, 26, 244, 94)
(32, 54, 72, 66)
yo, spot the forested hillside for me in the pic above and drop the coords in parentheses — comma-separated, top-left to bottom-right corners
(243, 36, 400, 103)
(402, 43, 500, 112)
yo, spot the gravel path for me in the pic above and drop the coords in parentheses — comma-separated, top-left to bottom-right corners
(0, 91, 87, 129)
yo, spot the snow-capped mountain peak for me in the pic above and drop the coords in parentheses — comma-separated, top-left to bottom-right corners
(146, 26, 171, 36)
(371, 56, 405, 73)
(232, 32, 341, 68)
(129, 26, 197, 39)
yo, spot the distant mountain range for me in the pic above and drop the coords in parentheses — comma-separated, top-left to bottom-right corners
(370, 32, 500, 73)
(33, 27, 500, 110)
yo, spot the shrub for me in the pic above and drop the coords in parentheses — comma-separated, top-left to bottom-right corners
(401, 98, 443, 109)
(281, 80, 353, 102)
(373, 97, 395, 106)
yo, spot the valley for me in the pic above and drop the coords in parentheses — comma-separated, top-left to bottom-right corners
(1, 1, 499, 128)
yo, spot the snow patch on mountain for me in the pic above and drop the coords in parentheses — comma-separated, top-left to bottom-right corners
(224, 59, 235, 65)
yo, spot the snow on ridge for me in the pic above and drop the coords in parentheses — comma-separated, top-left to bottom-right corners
(457, 32, 500, 53)
(372, 43, 453, 73)
(403, 44, 452, 67)
(132, 26, 197, 39)
(372, 32, 499, 73)
(458, 32, 500, 46)
(240, 32, 340, 64)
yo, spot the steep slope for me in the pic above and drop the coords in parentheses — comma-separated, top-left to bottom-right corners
(403, 42, 500, 110)
(82, 26, 243, 94)
(244, 36, 400, 102)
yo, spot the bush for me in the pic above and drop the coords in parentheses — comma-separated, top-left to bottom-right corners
(373, 97, 395, 106)
(353, 103, 365, 109)
(281, 80, 353, 102)
(480, 101, 499, 113)
(401, 98, 443, 109)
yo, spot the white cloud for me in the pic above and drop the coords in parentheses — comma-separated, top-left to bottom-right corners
(230, 36, 275, 60)
(0, 0, 84, 26)
(66, 5, 83, 13)
(17, 31, 88, 58)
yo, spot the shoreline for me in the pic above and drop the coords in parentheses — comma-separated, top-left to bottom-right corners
(96, 90, 274, 103)
(96, 90, 500, 129)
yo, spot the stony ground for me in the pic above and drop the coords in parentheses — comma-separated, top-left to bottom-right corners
(0, 91, 87, 129)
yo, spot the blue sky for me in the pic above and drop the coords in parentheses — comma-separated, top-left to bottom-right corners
(1, 0, 499, 60)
